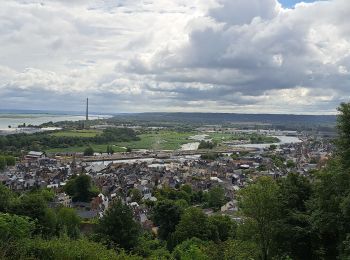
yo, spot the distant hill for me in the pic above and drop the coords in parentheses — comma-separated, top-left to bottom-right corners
(111, 112, 336, 126)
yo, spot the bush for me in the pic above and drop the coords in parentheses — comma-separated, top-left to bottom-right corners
(84, 147, 94, 156)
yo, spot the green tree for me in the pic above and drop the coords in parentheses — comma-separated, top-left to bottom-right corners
(130, 189, 142, 204)
(152, 200, 183, 241)
(0, 156, 6, 171)
(95, 199, 140, 251)
(133, 233, 170, 259)
(173, 207, 212, 245)
(172, 238, 210, 260)
(64, 174, 98, 202)
(286, 160, 296, 168)
(208, 186, 225, 210)
(84, 146, 94, 156)
(14, 192, 57, 237)
(0, 213, 34, 242)
(269, 144, 277, 151)
(223, 239, 260, 260)
(308, 160, 347, 258)
(57, 207, 81, 239)
(306, 103, 350, 259)
(15, 237, 142, 260)
(4, 156, 15, 166)
(238, 177, 282, 260)
(276, 173, 314, 259)
(41, 208, 57, 238)
(181, 184, 192, 195)
(337, 102, 350, 170)
(107, 145, 114, 155)
(208, 215, 237, 242)
(0, 184, 15, 212)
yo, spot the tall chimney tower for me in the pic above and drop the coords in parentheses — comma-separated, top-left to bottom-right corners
(86, 98, 89, 121)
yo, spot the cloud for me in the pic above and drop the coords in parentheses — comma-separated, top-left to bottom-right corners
(0, 0, 349, 114)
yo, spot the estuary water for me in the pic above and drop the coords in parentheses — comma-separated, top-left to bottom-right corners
(0, 113, 111, 130)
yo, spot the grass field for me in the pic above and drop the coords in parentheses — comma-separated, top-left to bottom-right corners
(46, 144, 127, 153)
(50, 130, 101, 138)
(208, 133, 249, 142)
(46, 130, 195, 153)
(118, 131, 195, 150)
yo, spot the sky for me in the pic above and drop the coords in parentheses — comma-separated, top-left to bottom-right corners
(279, 0, 317, 7)
(0, 0, 348, 115)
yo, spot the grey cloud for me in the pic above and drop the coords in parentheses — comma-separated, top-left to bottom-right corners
(0, 0, 349, 114)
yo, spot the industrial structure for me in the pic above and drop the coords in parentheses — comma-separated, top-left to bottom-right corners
(86, 98, 89, 121)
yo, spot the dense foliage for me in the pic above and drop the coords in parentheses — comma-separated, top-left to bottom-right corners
(0, 127, 139, 153)
(198, 141, 216, 149)
(0, 155, 16, 171)
(94, 199, 141, 250)
(64, 174, 99, 202)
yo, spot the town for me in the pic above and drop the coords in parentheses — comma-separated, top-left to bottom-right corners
(0, 125, 332, 227)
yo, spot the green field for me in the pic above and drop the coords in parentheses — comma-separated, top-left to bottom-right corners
(50, 130, 101, 138)
(45, 129, 282, 154)
(46, 144, 127, 153)
(208, 132, 250, 143)
(46, 131, 195, 153)
(118, 131, 195, 150)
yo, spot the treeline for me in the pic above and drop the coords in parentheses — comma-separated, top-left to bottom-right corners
(249, 134, 279, 144)
(0, 155, 15, 171)
(198, 141, 216, 149)
(0, 184, 140, 259)
(0, 128, 139, 153)
(0, 174, 236, 259)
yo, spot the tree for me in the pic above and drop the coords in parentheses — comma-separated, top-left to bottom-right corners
(152, 200, 183, 240)
(306, 103, 350, 259)
(14, 193, 48, 223)
(223, 239, 260, 260)
(57, 207, 81, 239)
(198, 141, 216, 150)
(0, 156, 6, 171)
(64, 174, 99, 202)
(41, 208, 57, 238)
(208, 215, 237, 242)
(106, 145, 114, 155)
(4, 156, 15, 166)
(337, 102, 350, 170)
(84, 146, 94, 156)
(180, 184, 192, 195)
(130, 189, 142, 204)
(15, 237, 142, 260)
(276, 173, 314, 259)
(208, 186, 225, 210)
(173, 207, 212, 245)
(95, 199, 140, 251)
(0, 213, 34, 242)
(13, 192, 57, 237)
(172, 238, 210, 260)
(238, 177, 282, 260)
(132, 233, 170, 259)
(269, 144, 277, 151)
(0, 184, 15, 212)
(286, 160, 296, 168)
